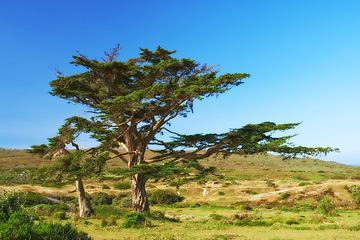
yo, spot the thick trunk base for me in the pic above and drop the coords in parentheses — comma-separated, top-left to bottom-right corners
(131, 174, 149, 213)
(76, 179, 92, 217)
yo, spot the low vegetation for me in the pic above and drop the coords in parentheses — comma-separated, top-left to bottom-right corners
(0, 149, 360, 239)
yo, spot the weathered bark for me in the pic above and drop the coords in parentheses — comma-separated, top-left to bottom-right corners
(131, 173, 149, 213)
(76, 178, 92, 217)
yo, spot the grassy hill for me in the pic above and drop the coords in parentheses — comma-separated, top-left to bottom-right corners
(1, 148, 360, 239)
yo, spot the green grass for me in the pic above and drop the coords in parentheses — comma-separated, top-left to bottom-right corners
(1, 149, 360, 239)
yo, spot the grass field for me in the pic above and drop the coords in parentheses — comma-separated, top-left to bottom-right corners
(1, 148, 360, 239)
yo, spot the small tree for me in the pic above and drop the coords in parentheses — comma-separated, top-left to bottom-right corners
(32, 45, 337, 213)
(29, 117, 109, 217)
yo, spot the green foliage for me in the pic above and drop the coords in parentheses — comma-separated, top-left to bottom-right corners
(113, 192, 132, 208)
(266, 180, 276, 188)
(317, 195, 337, 216)
(0, 191, 91, 240)
(31, 203, 70, 216)
(150, 189, 184, 205)
(278, 192, 291, 200)
(114, 181, 131, 190)
(36, 45, 338, 214)
(100, 218, 108, 227)
(317, 224, 340, 230)
(233, 217, 272, 227)
(91, 192, 112, 205)
(102, 184, 110, 190)
(238, 204, 252, 211)
(348, 224, 360, 231)
(210, 213, 224, 220)
(53, 211, 66, 220)
(218, 191, 225, 196)
(285, 218, 299, 225)
(93, 205, 126, 218)
(38, 150, 110, 182)
(169, 178, 188, 189)
(298, 182, 311, 186)
(0, 168, 42, 185)
(347, 185, 360, 205)
(122, 211, 146, 228)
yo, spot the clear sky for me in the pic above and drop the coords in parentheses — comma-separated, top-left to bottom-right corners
(1, 0, 359, 165)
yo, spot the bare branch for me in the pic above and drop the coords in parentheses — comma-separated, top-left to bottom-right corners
(102, 44, 121, 62)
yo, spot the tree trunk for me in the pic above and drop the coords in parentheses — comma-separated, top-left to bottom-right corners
(76, 178, 92, 217)
(131, 173, 149, 213)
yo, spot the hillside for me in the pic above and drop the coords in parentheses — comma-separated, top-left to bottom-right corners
(1, 148, 360, 239)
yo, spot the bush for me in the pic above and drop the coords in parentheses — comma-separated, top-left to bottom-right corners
(150, 189, 184, 205)
(278, 192, 290, 200)
(238, 204, 252, 211)
(32, 203, 70, 216)
(218, 191, 225, 196)
(53, 211, 66, 220)
(0, 192, 91, 240)
(169, 178, 188, 189)
(93, 205, 126, 218)
(233, 218, 272, 227)
(102, 185, 110, 190)
(113, 192, 132, 208)
(348, 185, 360, 205)
(285, 218, 299, 225)
(266, 181, 276, 188)
(91, 192, 112, 205)
(210, 213, 223, 220)
(0, 191, 23, 221)
(317, 195, 337, 216)
(122, 211, 146, 228)
(298, 182, 311, 187)
(114, 181, 131, 190)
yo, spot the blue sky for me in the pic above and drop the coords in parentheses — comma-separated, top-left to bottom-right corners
(1, 0, 359, 165)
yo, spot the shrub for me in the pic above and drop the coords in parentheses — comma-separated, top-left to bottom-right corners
(169, 178, 188, 189)
(348, 224, 360, 231)
(347, 185, 360, 205)
(109, 216, 117, 225)
(113, 192, 132, 208)
(0, 191, 23, 221)
(278, 192, 290, 200)
(218, 191, 225, 196)
(233, 217, 272, 227)
(318, 224, 340, 230)
(266, 181, 276, 188)
(317, 195, 337, 216)
(197, 179, 207, 185)
(150, 189, 184, 205)
(100, 218, 108, 227)
(285, 218, 299, 225)
(91, 192, 112, 205)
(32, 203, 70, 216)
(298, 182, 311, 187)
(122, 211, 146, 228)
(53, 211, 66, 220)
(251, 219, 273, 226)
(210, 213, 223, 220)
(114, 181, 131, 190)
(238, 204, 252, 211)
(0, 199, 90, 240)
(102, 185, 110, 190)
(93, 205, 126, 218)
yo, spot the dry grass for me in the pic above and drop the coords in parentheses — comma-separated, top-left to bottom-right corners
(2, 149, 360, 239)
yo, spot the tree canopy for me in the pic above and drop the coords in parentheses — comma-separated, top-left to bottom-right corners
(30, 45, 338, 212)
